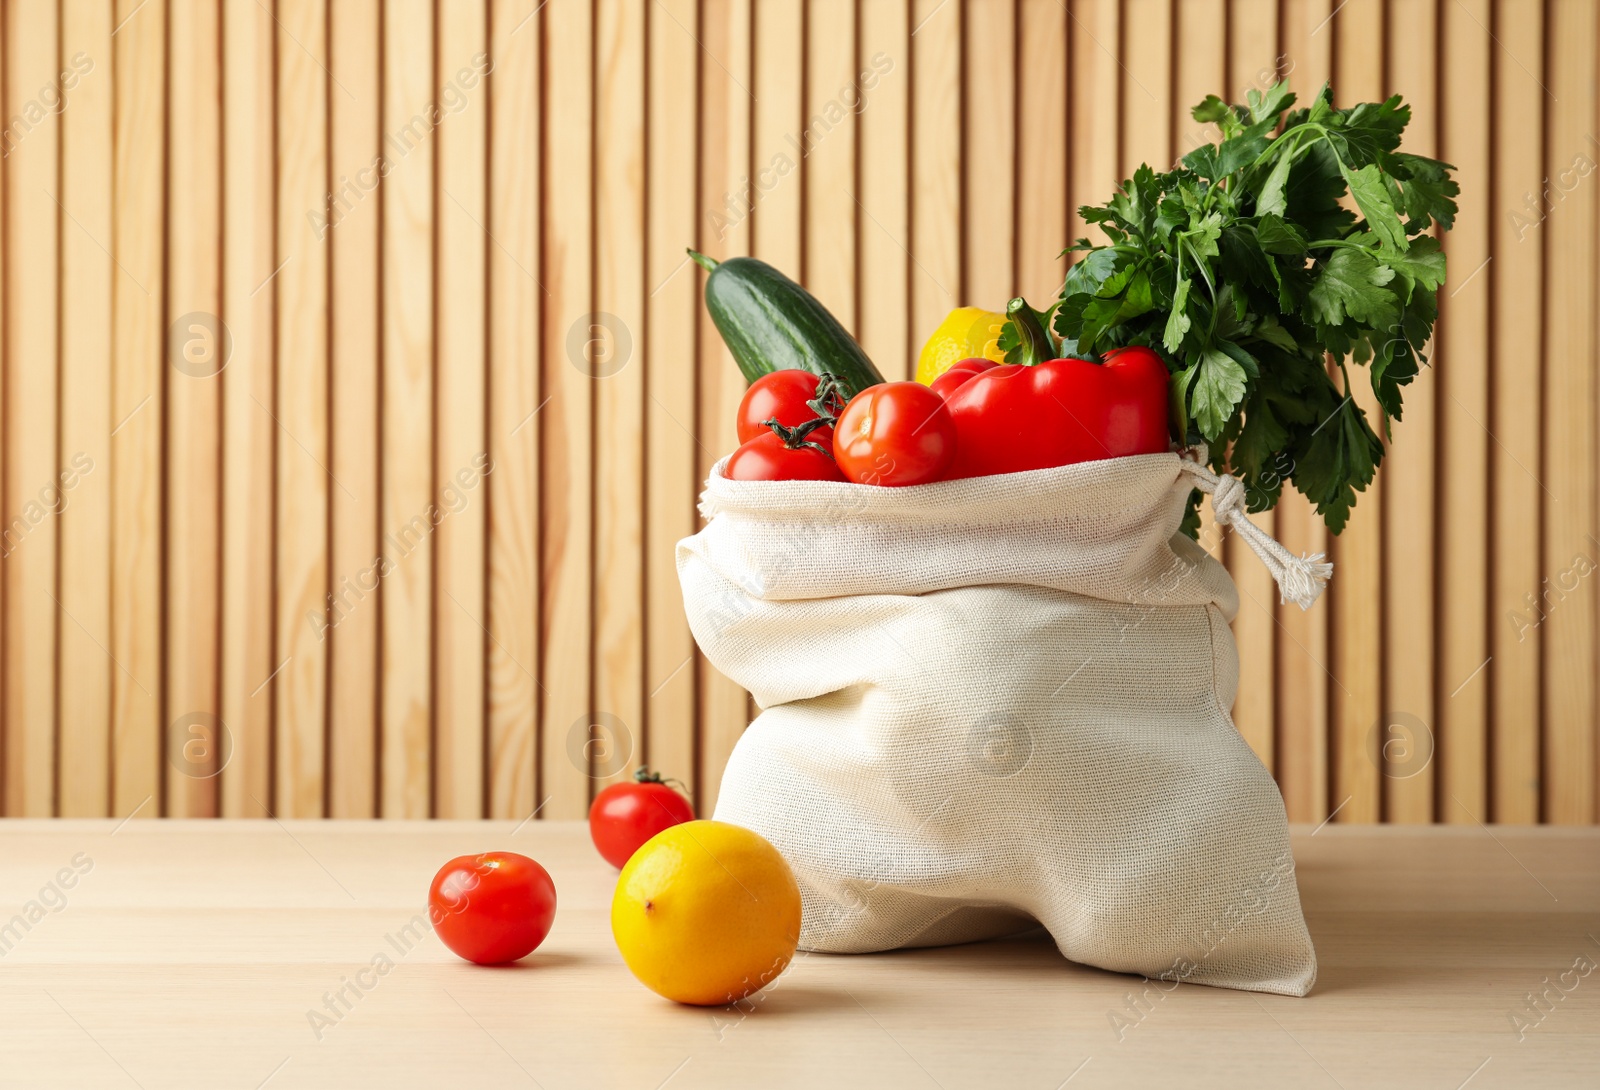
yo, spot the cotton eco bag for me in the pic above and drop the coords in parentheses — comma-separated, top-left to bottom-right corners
(678, 449, 1325, 996)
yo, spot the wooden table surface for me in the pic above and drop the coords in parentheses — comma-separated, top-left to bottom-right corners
(0, 820, 1595, 1089)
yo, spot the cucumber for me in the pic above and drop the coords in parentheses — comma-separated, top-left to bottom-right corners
(689, 250, 885, 397)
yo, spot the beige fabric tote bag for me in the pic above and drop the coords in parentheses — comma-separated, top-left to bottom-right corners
(678, 449, 1327, 997)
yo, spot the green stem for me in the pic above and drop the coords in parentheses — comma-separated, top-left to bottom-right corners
(687, 248, 719, 273)
(1005, 297, 1056, 366)
(763, 416, 835, 457)
(806, 372, 849, 421)
(1247, 122, 1325, 174)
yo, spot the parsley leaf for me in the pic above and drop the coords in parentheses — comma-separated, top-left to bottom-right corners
(1308, 247, 1398, 327)
(1341, 163, 1409, 251)
(1391, 153, 1460, 230)
(1189, 346, 1250, 440)
(1381, 235, 1447, 299)
(1162, 278, 1192, 354)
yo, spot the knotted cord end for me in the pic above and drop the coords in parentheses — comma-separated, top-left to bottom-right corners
(1178, 454, 1334, 610)
(1276, 551, 1333, 611)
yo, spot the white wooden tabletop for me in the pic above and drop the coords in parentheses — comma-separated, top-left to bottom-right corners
(0, 820, 1594, 1089)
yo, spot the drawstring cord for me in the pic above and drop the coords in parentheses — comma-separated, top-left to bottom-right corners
(1178, 452, 1333, 611)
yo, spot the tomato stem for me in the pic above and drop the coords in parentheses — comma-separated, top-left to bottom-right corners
(762, 416, 835, 457)
(632, 766, 691, 796)
(806, 371, 849, 421)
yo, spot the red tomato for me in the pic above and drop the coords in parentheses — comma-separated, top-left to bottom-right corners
(726, 427, 847, 481)
(588, 769, 697, 869)
(429, 851, 557, 965)
(833, 381, 957, 486)
(930, 357, 999, 400)
(942, 346, 1170, 479)
(736, 370, 834, 447)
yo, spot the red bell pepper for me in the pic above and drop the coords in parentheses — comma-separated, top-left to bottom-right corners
(940, 344, 1171, 479)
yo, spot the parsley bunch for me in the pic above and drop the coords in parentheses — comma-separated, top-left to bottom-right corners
(1009, 81, 1458, 533)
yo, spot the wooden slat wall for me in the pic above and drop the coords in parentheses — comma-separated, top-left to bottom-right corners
(1490, 0, 1545, 824)
(328, 0, 382, 819)
(0, 0, 1596, 824)
(1438, 0, 1491, 824)
(58, 0, 112, 817)
(220, 0, 273, 820)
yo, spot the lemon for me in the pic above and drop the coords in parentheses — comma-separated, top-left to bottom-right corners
(915, 306, 1009, 385)
(611, 820, 802, 1006)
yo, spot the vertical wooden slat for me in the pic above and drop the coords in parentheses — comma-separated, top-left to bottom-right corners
(1119, 0, 1170, 177)
(110, 0, 165, 820)
(1329, 0, 1383, 825)
(381, 0, 435, 817)
(1381, 0, 1438, 823)
(963, 0, 1013, 308)
(1489, 0, 1543, 823)
(1015, 0, 1067, 308)
(328, 0, 382, 819)
(909, 0, 960, 364)
(1067, 0, 1120, 244)
(540, 0, 595, 819)
(695, 0, 752, 816)
(0, 0, 5, 816)
(274, 0, 331, 818)
(805, 0, 858, 324)
(219, 0, 275, 819)
(1436, 0, 1492, 824)
(1541, 0, 1597, 825)
(1225, 0, 1279, 774)
(752, 1, 803, 280)
(1274, 0, 1333, 822)
(593, 0, 646, 795)
(857, 0, 910, 376)
(435, 1, 490, 817)
(1281, 0, 1334, 97)
(487, 0, 541, 820)
(58, 0, 114, 816)
(4, 0, 59, 817)
(644, 0, 699, 800)
(166, 0, 223, 816)
(1173, 0, 1224, 162)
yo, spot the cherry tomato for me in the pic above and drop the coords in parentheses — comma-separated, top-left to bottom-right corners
(726, 427, 847, 481)
(737, 370, 835, 447)
(589, 769, 696, 869)
(833, 381, 957, 486)
(429, 851, 557, 965)
(930, 357, 999, 400)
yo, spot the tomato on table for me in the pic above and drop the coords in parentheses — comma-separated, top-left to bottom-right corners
(589, 768, 697, 869)
(429, 851, 557, 965)
(832, 381, 957, 486)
